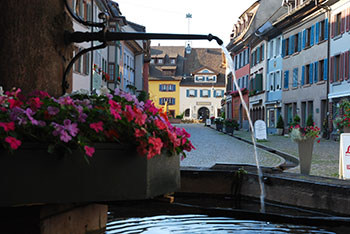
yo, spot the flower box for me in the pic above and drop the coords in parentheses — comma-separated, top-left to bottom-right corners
(0, 143, 180, 207)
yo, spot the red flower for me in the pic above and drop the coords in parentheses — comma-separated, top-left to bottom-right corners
(84, 146, 95, 157)
(5, 136, 21, 150)
(0, 122, 15, 132)
(90, 121, 104, 133)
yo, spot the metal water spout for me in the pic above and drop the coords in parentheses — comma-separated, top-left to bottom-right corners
(63, 0, 223, 95)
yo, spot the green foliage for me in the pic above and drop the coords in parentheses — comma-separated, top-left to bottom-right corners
(276, 115, 284, 129)
(224, 119, 239, 128)
(176, 112, 184, 119)
(306, 115, 314, 127)
(214, 117, 224, 124)
(137, 90, 149, 102)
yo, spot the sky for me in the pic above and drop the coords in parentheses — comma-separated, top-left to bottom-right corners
(115, 0, 257, 48)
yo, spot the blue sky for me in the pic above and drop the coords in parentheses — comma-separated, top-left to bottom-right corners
(115, 0, 256, 48)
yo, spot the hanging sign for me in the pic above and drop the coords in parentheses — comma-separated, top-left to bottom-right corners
(339, 133, 350, 179)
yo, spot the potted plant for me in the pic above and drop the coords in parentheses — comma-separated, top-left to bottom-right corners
(214, 117, 224, 131)
(289, 115, 320, 175)
(336, 99, 350, 133)
(0, 87, 195, 206)
(276, 115, 284, 135)
(224, 119, 238, 135)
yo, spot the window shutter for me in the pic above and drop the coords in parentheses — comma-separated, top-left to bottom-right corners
(340, 53, 344, 81)
(302, 30, 306, 50)
(284, 70, 289, 89)
(301, 65, 305, 86)
(159, 84, 162, 91)
(315, 22, 320, 44)
(325, 18, 329, 40)
(214, 90, 217, 97)
(341, 10, 346, 34)
(330, 56, 334, 83)
(309, 63, 313, 84)
(173, 85, 176, 91)
(345, 51, 349, 80)
(310, 25, 315, 46)
(257, 49, 260, 63)
(186, 90, 189, 97)
(298, 32, 302, 52)
(291, 35, 295, 53)
(314, 61, 318, 83)
(200, 90, 203, 97)
(159, 98, 162, 105)
(324, 58, 328, 81)
(261, 44, 265, 60)
(282, 39, 286, 58)
(221, 90, 224, 97)
(172, 98, 175, 105)
(288, 36, 292, 55)
(194, 90, 198, 97)
(331, 15, 335, 38)
(347, 8, 350, 32)
(208, 90, 211, 98)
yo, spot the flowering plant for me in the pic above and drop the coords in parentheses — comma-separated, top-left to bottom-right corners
(224, 118, 239, 128)
(214, 117, 224, 124)
(0, 88, 195, 160)
(289, 124, 320, 142)
(336, 99, 350, 129)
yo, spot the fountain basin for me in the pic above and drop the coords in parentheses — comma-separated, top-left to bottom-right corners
(180, 164, 350, 216)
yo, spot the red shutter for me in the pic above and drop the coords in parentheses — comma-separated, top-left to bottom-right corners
(332, 15, 335, 38)
(341, 10, 346, 34)
(346, 51, 350, 80)
(347, 8, 350, 32)
(330, 56, 334, 83)
(340, 53, 344, 81)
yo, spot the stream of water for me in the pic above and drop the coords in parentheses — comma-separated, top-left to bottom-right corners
(221, 45, 266, 213)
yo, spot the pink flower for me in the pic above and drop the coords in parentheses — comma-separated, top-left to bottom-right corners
(84, 146, 95, 157)
(135, 129, 146, 138)
(90, 121, 104, 133)
(5, 136, 21, 150)
(0, 122, 15, 132)
(154, 119, 167, 130)
(133, 107, 147, 126)
(147, 137, 163, 159)
(123, 105, 135, 122)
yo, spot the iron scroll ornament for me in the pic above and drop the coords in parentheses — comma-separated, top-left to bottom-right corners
(63, 0, 223, 95)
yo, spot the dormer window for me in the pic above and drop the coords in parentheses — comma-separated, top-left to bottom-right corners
(206, 76, 216, 82)
(170, 58, 176, 64)
(195, 76, 205, 81)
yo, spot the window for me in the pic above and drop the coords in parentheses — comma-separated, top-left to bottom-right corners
(260, 44, 264, 61)
(185, 109, 190, 117)
(305, 27, 311, 47)
(195, 76, 205, 81)
(293, 33, 299, 53)
(269, 72, 274, 91)
(150, 59, 155, 64)
(242, 51, 246, 66)
(215, 90, 223, 97)
(285, 38, 289, 56)
(159, 98, 175, 105)
(319, 20, 326, 41)
(170, 58, 176, 64)
(108, 63, 115, 81)
(157, 58, 163, 64)
(276, 37, 281, 56)
(275, 71, 281, 90)
(207, 76, 216, 82)
(305, 64, 310, 84)
(187, 89, 197, 97)
(335, 12, 341, 36)
(201, 89, 209, 97)
(269, 40, 274, 59)
(293, 67, 298, 87)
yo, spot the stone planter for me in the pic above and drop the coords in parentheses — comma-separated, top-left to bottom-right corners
(344, 126, 350, 133)
(216, 123, 223, 131)
(225, 126, 234, 135)
(0, 143, 180, 207)
(276, 128, 283, 135)
(297, 138, 314, 175)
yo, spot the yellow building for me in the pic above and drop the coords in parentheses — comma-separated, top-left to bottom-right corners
(149, 77, 181, 117)
(148, 46, 185, 118)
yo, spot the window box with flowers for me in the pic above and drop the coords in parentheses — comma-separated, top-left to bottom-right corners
(224, 119, 238, 135)
(0, 88, 195, 206)
(215, 117, 224, 131)
(289, 115, 320, 175)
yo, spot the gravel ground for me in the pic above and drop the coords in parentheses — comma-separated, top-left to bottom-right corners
(233, 129, 340, 178)
(177, 124, 284, 168)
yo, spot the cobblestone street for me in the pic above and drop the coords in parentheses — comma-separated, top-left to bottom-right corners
(179, 124, 284, 168)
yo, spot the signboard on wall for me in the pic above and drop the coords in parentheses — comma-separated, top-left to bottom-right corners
(339, 133, 350, 179)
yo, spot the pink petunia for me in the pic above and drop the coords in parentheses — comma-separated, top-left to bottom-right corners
(135, 129, 146, 138)
(5, 136, 21, 150)
(90, 121, 104, 133)
(0, 122, 15, 132)
(84, 145, 95, 157)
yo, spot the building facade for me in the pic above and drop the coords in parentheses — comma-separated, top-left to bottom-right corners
(329, 0, 350, 133)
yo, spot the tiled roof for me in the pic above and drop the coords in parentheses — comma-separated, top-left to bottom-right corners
(149, 76, 182, 81)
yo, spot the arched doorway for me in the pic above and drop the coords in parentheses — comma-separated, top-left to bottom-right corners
(198, 107, 210, 120)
